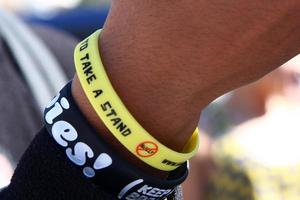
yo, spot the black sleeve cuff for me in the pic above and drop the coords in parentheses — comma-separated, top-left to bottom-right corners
(1, 127, 115, 200)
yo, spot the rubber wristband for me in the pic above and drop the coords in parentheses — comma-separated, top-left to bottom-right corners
(74, 30, 199, 171)
(44, 82, 188, 200)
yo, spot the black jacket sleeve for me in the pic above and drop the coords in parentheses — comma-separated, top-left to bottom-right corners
(0, 127, 115, 200)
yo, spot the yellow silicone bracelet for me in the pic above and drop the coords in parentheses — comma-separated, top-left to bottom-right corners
(74, 30, 199, 171)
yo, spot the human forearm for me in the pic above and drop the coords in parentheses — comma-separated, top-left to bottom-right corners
(72, 0, 299, 175)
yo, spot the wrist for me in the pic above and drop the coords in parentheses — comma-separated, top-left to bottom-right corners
(44, 82, 188, 199)
(71, 28, 202, 176)
(73, 30, 199, 172)
(72, 76, 170, 177)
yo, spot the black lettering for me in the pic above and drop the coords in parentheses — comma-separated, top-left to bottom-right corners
(80, 53, 89, 61)
(111, 117, 121, 126)
(80, 39, 89, 51)
(87, 74, 97, 84)
(101, 101, 112, 111)
(122, 129, 131, 136)
(162, 159, 173, 166)
(116, 122, 127, 132)
(93, 90, 103, 98)
(84, 66, 93, 77)
(106, 109, 117, 117)
(162, 159, 183, 166)
(82, 61, 91, 70)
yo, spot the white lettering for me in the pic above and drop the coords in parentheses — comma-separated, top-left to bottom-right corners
(138, 185, 152, 195)
(125, 192, 140, 200)
(66, 142, 94, 166)
(45, 97, 70, 124)
(137, 185, 172, 198)
(147, 188, 160, 197)
(47, 93, 113, 179)
(93, 153, 112, 170)
(125, 192, 157, 200)
(46, 93, 60, 108)
(51, 121, 78, 147)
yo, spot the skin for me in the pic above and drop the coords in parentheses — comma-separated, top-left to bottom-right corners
(182, 55, 300, 200)
(72, 0, 300, 177)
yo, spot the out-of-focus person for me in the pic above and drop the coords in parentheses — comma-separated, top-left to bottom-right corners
(0, 1, 109, 189)
(183, 55, 300, 200)
(200, 73, 270, 138)
(0, 0, 110, 40)
(0, 7, 79, 189)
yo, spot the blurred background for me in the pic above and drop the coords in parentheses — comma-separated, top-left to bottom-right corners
(0, 0, 110, 189)
(183, 55, 300, 200)
(0, 1, 300, 200)
(0, 0, 110, 39)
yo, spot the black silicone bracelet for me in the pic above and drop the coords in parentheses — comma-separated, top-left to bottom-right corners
(44, 81, 188, 200)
